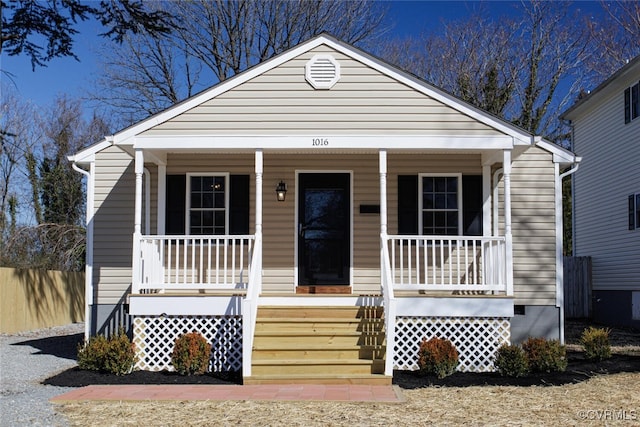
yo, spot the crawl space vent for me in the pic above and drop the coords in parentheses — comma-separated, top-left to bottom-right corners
(305, 54, 340, 89)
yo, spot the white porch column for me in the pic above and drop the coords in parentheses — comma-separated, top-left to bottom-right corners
(157, 164, 166, 234)
(132, 149, 144, 293)
(503, 149, 514, 296)
(255, 149, 263, 237)
(379, 149, 388, 237)
(134, 149, 144, 235)
(482, 164, 492, 237)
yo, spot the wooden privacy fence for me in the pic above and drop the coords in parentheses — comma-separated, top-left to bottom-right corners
(563, 256, 592, 318)
(0, 267, 84, 333)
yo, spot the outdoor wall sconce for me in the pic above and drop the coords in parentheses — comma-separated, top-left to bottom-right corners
(276, 180, 287, 201)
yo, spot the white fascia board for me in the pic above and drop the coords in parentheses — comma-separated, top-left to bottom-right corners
(68, 138, 112, 164)
(134, 135, 514, 151)
(113, 34, 533, 147)
(113, 37, 334, 146)
(395, 296, 514, 317)
(129, 295, 243, 316)
(535, 138, 579, 164)
(319, 37, 534, 146)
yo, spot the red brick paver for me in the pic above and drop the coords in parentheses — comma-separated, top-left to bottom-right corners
(50, 384, 404, 403)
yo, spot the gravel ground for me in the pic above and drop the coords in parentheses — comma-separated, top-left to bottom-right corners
(0, 323, 84, 427)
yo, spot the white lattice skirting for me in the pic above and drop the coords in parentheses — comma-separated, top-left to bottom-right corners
(133, 316, 242, 372)
(394, 316, 510, 372)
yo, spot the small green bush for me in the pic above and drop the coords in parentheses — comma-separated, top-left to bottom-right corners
(494, 344, 529, 377)
(171, 332, 212, 375)
(580, 327, 612, 361)
(77, 334, 109, 371)
(522, 337, 567, 373)
(417, 337, 459, 379)
(77, 328, 136, 375)
(103, 329, 137, 375)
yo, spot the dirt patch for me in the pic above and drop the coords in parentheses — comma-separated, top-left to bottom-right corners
(56, 373, 640, 426)
(49, 320, 640, 426)
(44, 351, 640, 389)
(564, 318, 640, 353)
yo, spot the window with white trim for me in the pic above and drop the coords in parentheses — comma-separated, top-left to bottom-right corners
(629, 193, 640, 230)
(187, 174, 229, 235)
(419, 174, 463, 236)
(625, 81, 640, 124)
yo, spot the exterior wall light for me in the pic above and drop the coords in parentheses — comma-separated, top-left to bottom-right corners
(276, 180, 287, 202)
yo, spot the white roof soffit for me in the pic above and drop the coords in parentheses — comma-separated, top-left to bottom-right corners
(112, 34, 534, 147)
(68, 138, 113, 164)
(535, 138, 579, 165)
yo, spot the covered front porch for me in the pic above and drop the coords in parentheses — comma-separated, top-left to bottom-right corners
(127, 146, 516, 380)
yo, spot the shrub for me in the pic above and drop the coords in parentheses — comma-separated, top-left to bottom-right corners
(76, 328, 136, 375)
(522, 337, 567, 373)
(103, 328, 137, 376)
(417, 337, 459, 379)
(580, 327, 612, 361)
(494, 344, 529, 377)
(77, 334, 109, 371)
(171, 332, 212, 375)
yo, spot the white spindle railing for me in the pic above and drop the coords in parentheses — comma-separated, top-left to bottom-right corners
(386, 235, 507, 294)
(135, 235, 255, 293)
(380, 235, 396, 377)
(242, 235, 262, 377)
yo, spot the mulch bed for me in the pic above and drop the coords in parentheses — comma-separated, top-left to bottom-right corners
(44, 351, 640, 388)
(44, 368, 243, 387)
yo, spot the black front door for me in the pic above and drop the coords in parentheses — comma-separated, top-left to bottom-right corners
(298, 173, 350, 285)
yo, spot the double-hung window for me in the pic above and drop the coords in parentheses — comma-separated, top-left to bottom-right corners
(397, 174, 481, 237)
(187, 174, 228, 235)
(419, 174, 463, 236)
(624, 81, 640, 124)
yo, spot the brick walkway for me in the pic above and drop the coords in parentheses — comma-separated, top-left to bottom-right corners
(50, 384, 404, 403)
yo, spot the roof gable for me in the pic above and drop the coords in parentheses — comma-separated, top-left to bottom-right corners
(112, 34, 534, 146)
(562, 55, 640, 121)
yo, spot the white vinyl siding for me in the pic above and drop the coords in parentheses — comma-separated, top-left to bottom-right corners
(573, 71, 640, 292)
(142, 46, 504, 137)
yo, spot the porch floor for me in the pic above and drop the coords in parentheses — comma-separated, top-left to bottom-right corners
(51, 383, 404, 403)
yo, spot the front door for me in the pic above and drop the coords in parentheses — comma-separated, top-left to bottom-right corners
(298, 173, 350, 286)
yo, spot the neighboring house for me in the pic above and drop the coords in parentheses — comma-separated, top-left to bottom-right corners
(562, 56, 640, 328)
(69, 34, 578, 384)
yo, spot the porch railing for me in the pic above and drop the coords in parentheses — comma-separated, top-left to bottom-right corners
(242, 235, 262, 377)
(385, 235, 508, 294)
(135, 235, 255, 293)
(380, 235, 396, 377)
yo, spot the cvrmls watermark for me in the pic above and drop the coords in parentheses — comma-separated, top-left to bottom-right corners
(577, 409, 637, 421)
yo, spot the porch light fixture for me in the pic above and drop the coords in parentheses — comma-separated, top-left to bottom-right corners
(276, 180, 287, 201)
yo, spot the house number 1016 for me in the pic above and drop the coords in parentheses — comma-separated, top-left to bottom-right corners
(312, 138, 329, 146)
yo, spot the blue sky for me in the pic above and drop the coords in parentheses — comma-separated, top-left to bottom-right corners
(1, 1, 605, 111)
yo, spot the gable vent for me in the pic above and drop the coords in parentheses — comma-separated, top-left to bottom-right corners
(305, 54, 340, 89)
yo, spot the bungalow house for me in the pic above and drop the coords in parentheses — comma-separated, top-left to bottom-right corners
(69, 34, 579, 384)
(561, 55, 640, 328)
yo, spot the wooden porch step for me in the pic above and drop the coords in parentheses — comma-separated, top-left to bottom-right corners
(257, 306, 383, 319)
(252, 344, 385, 360)
(251, 358, 379, 376)
(255, 317, 383, 332)
(249, 304, 387, 383)
(253, 331, 384, 347)
(243, 374, 392, 386)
